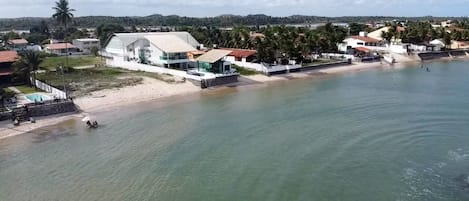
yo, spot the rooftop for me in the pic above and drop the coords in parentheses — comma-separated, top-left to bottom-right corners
(74, 38, 99, 42)
(144, 35, 196, 53)
(196, 49, 232, 63)
(0, 50, 19, 63)
(46, 43, 77, 50)
(112, 32, 200, 48)
(350, 36, 381, 43)
(222, 48, 257, 58)
(8, 38, 28, 45)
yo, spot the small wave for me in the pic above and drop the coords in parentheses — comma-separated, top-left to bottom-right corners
(448, 150, 469, 161)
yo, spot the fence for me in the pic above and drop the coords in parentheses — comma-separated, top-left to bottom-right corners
(30, 77, 67, 99)
(107, 59, 202, 81)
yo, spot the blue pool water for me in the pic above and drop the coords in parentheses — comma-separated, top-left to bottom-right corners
(25, 93, 49, 102)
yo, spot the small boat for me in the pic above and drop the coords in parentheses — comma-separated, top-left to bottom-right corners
(383, 55, 396, 64)
(82, 116, 99, 129)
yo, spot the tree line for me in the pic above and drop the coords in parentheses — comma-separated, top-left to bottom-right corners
(1, 14, 468, 31)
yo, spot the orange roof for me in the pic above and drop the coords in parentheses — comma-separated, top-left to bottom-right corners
(190, 50, 206, 55)
(396, 26, 406, 33)
(351, 36, 381, 43)
(355, 47, 371, 52)
(0, 51, 19, 63)
(46, 43, 77, 50)
(222, 48, 257, 58)
(8, 38, 28, 45)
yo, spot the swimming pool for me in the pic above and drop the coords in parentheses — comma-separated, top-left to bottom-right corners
(25, 93, 51, 102)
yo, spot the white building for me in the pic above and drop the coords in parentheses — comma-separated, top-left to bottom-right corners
(72, 38, 100, 54)
(103, 32, 200, 69)
(44, 43, 79, 56)
(338, 32, 384, 52)
(429, 39, 445, 51)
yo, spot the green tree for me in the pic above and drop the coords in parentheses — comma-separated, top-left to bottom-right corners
(52, 0, 75, 30)
(13, 51, 43, 87)
(96, 23, 126, 45)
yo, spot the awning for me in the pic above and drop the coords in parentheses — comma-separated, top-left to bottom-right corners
(196, 49, 232, 63)
(355, 47, 371, 52)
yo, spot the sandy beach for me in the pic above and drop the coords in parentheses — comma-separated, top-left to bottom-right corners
(0, 57, 465, 140)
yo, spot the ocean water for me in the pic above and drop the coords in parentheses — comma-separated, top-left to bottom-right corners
(1, 60, 469, 201)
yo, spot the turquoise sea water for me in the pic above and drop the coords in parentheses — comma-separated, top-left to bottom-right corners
(1, 60, 469, 201)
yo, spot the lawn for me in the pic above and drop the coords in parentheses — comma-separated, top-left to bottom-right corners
(40, 56, 102, 71)
(14, 85, 44, 94)
(233, 65, 258, 76)
(36, 67, 180, 97)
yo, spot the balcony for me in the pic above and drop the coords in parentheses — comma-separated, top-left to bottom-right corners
(160, 55, 188, 60)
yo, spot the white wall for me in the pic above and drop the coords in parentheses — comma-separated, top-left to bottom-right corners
(30, 78, 67, 99)
(107, 59, 202, 80)
(232, 61, 301, 74)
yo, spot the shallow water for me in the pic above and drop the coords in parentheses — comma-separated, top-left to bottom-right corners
(1, 61, 469, 201)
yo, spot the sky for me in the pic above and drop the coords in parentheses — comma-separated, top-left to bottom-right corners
(0, 0, 468, 18)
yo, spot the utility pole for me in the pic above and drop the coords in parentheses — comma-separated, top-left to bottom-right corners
(60, 64, 67, 99)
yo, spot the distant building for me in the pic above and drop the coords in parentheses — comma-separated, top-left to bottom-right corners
(103, 32, 200, 69)
(451, 40, 469, 50)
(72, 38, 100, 54)
(0, 50, 19, 83)
(7, 39, 28, 51)
(44, 43, 79, 56)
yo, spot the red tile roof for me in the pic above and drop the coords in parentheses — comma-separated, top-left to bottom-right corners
(351, 36, 381, 43)
(0, 51, 19, 63)
(46, 43, 77, 50)
(222, 48, 257, 58)
(8, 38, 28, 45)
(354, 47, 371, 52)
(396, 26, 406, 33)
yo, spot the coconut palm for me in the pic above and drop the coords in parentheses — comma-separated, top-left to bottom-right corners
(52, 0, 75, 67)
(13, 51, 43, 88)
(52, 0, 75, 29)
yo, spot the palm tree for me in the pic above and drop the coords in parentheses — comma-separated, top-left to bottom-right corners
(13, 51, 43, 88)
(52, 0, 75, 67)
(52, 0, 75, 29)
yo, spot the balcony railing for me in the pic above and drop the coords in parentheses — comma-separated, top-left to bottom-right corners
(160, 55, 188, 60)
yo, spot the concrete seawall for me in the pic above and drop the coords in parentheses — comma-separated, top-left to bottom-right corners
(0, 101, 78, 121)
(418, 50, 469, 61)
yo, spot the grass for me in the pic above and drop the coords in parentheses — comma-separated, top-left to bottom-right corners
(233, 65, 258, 76)
(14, 85, 44, 94)
(40, 56, 102, 71)
(37, 67, 144, 97)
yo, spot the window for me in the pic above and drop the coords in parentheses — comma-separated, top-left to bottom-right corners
(357, 42, 364, 45)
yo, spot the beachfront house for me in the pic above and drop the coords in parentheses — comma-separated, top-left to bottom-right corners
(72, 38, 100, 54)
(451, 41, 469, 50)
(7, 39, 28, 51)
(223, 48, 257, 63)
(0, 50, 18, 83)
(195, 49, 234, 75)
(429, 39, 445, 51)
(338, 32, 385, 53)
(44, 43, 79, 56)
(103, 32, 200, 69)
